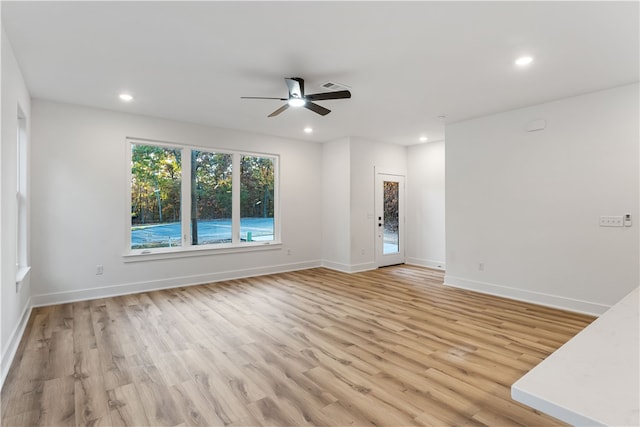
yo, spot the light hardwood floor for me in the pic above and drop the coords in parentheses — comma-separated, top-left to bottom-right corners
(1, 266, 594, 426)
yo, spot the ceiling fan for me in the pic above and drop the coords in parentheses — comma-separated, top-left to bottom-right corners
(241, 77, 351, 117)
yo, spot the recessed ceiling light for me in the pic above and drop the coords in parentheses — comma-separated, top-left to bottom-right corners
(119, 93, 133, 102)
(304, 127, 313, 134)
(288, 98, 306, 107)
(419, 136, 428, 142)
(515, 56, 533, 66)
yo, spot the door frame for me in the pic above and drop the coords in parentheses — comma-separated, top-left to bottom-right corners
(375, 170, 406, 267)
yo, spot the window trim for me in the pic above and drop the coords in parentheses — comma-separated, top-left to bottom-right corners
(123, 240, 282, 263)
(125, 137, 281, 259)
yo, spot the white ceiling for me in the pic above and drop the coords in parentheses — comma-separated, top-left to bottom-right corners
(2, 1, 638, 146)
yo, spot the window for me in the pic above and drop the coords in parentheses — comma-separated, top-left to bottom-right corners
(129, 139, 278, 254)
(131, 143, 182, 249)
(191, 150, 233, 245)
(240, 155, 275, 242)
(16, 107, 30, 284)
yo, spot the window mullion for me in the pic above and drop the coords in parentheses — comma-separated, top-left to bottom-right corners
(232, 152, 241, 244)
(182, 147, 191, 247)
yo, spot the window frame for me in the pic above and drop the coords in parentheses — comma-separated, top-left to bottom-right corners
(16, 106, 30, 285)
(125, 138, 280, 261)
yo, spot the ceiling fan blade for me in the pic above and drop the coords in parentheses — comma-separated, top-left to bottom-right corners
(305, 90, 351, 101)
(268, 103, 290, 117)
(241, 96, 288, 100)
(285, 77, 304, 98)
(304, 102, 331, 116)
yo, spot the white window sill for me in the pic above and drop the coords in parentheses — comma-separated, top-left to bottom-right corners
(123, 241, 282, 263)
(16, 266, 31, 284)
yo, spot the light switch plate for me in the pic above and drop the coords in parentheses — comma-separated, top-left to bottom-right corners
(599, 216, 624, 227)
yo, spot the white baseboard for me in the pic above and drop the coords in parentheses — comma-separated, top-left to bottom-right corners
(348, 262, 377, 273)
(444, 275, 609, 316)
(31, 260, 322, 307)
(321, 260, 352, 273)
(406, 257, 445, 271)
(1, 297, 32, 388)
(322, 260, 376, 273)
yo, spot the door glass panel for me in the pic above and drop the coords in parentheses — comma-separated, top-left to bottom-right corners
(383, 181, 399, 254)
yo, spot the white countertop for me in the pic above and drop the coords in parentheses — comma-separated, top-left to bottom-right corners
(512, 287, 639, 426)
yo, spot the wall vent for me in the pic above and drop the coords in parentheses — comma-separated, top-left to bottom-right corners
(319, 81, 351, 91)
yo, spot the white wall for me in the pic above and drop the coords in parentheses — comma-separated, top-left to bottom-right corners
(349, 137, 407, 270)
(321, 138, 351, 270)
(407, 140, 445, 269)
(445, 84, 639, 315)
(320, 137, 407, 272)
(30, 100, 323, 305)
(1, 28, 32, 383)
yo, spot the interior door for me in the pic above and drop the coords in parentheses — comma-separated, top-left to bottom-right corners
(375, 173, 405, 267)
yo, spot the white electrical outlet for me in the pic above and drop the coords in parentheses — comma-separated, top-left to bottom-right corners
(478, 262, 485, 271)
(599, 216, 624, 227)
(96, 265, 104, 275)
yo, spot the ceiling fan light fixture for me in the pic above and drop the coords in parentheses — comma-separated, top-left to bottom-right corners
(288, 97, 306, 107)
(515, 56, 533, 66)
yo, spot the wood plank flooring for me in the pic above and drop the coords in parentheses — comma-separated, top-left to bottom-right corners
(1, 266, 595, 426)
